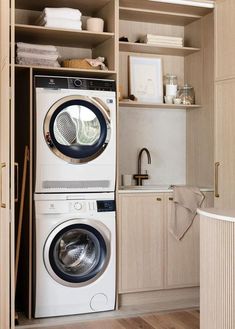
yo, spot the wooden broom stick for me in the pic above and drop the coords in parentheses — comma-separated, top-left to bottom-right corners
(15, 145, 29, 292)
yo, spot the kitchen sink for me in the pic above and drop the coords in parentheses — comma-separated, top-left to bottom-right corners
(120, 185, 172, 190)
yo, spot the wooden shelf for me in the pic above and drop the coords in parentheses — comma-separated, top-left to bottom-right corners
(15, 24, 114, 48)
(15, 0, 111, 15)
(119, 42, 200, 57)
(120, 0, 214, 21)
(14, 64, 116, 77)
(119, 100, 201, 110)
(119, 7, 202, 26)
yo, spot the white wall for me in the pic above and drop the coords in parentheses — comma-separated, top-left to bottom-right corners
(119, 107, 186, 186)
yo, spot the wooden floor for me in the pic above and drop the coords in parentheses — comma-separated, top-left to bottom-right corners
(46, 310, 199, 329)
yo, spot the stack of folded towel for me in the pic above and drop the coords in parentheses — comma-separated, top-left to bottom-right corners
(141, 34, 184, 48)
(36, 7, 82, 30)
(16, 42, 60, 67)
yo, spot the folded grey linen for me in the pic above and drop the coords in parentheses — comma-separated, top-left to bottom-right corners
(169, 186, 205, 240)
(16, 58, 60, 67)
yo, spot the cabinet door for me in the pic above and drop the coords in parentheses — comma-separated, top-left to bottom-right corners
(166, 192, 214, 288)
(118, 193, 164, 293)
(0, 0, 10, 328)
(215, 80, 235, 208)
(215, 0, 235, 80)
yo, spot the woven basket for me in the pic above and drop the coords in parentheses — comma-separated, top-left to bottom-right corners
(62, 59, 100, 70)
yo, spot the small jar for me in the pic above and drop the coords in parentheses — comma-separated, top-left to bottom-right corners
(164, 74, 178, 97)
(178, 84, 195, 105)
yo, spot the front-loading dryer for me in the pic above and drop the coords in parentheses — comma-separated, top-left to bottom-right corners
(34, 75, 116, 193)
(34, 193, 116, 318)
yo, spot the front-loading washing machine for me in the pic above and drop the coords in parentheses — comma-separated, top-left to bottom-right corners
(34, 75, 116, 193)
(34, 192, 116, 318)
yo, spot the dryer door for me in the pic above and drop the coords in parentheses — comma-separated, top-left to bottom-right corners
(44, 95, 111, 163)
(44, 219, 110, 287)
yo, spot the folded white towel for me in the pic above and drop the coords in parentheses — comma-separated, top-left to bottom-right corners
(16, 42, 57, 53)
(144, 34, 183, 42)
(38, 17, 82, 30)
(42, 7, 82, 20)
(17, 51, 59, 61)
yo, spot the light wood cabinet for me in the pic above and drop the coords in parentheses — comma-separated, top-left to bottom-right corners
(166, 191, 214, 288)
(0, 0, 11, 327)
(118, 193, 164, 293)
(215, 0, 235, 80)
(214, 0, 235, 208)
(118, 191, 214, 293)
(214, 79, 235, 208)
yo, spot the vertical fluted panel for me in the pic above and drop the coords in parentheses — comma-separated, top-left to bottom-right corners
(200, 216, 235, 329)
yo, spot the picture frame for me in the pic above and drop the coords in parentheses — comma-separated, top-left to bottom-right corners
(129, 55, 163, 103)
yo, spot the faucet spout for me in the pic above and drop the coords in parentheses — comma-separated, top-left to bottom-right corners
(134, 147, 152, 186)
(138, 148, 152, 174)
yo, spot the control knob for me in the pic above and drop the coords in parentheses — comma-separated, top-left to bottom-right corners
(74, 79, 82, 87)
(74, 202, 82, 210)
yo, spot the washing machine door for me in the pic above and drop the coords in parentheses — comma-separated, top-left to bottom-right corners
(44, 219, 110, 287)
(44, 95, 111, 163)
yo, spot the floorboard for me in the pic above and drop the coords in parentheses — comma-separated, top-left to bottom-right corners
(41, 310, 199, 329)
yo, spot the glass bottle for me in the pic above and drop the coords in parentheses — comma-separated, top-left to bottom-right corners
(178, 84, 195, 105)
(164, 74, 178, 97)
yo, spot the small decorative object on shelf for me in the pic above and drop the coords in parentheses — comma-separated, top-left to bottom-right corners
(86, 17, 104, 32)
(119, 36, 129, 42)
(178, 84, 195, 105)
(62, 57, 108, 71)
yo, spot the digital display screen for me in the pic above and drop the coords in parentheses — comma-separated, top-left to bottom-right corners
(97, 200, 115, 212)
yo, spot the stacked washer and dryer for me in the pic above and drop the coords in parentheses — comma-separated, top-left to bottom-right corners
(33, 75, 116, 318)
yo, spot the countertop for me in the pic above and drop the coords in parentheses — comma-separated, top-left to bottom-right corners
(118, 185, 214, 194)
(197, 208, 235, 223)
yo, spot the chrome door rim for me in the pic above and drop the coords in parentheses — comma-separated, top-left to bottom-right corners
(43, 95, 111, 164)
(43, 218, 111, 287)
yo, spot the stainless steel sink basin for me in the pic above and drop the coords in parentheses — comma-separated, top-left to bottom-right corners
(120, 185, 171, 190)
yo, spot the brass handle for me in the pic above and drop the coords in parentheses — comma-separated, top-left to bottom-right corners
(15, 162, 19, 202)
(215, 162, 220, 198)
(169, 197, 173, 201)
(156, 197, 162, 201)
(0, 162, 6, 208)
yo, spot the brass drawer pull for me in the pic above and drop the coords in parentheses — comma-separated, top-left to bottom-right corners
(156, 198, 162, 201)
(15, 162, 19, 202)
(0, 162, 6, 208)
(215, 162, 220, 198)
(169, 197, 173, 201)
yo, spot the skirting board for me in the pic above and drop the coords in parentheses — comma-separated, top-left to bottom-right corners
(119, 287, 199, 311)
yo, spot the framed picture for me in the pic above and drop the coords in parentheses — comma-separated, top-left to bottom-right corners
(129, 55, 163, 103)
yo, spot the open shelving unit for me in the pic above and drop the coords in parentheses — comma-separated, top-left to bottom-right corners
(119, 41, 200, 56)
(119, 100, 201, 110)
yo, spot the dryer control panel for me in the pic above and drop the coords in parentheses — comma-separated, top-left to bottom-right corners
(35, 75, 116, 91)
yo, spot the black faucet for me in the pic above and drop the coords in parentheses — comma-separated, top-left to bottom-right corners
(133, 147, 152, 186)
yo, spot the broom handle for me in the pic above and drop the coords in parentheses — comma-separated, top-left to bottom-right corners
(15, 145, 29, 293)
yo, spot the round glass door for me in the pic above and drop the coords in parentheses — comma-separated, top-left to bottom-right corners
(44, 221, 110, 287)
(44, 96, 111, 163)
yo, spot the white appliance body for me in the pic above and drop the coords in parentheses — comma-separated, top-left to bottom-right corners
(35, 76, 116, 193)
(34, 193, 116, 318)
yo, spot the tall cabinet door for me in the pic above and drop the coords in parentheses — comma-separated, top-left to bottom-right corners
(0, 0, 11, 328)
(214, 0, 235, 207)
(214, 79, 235, 208)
